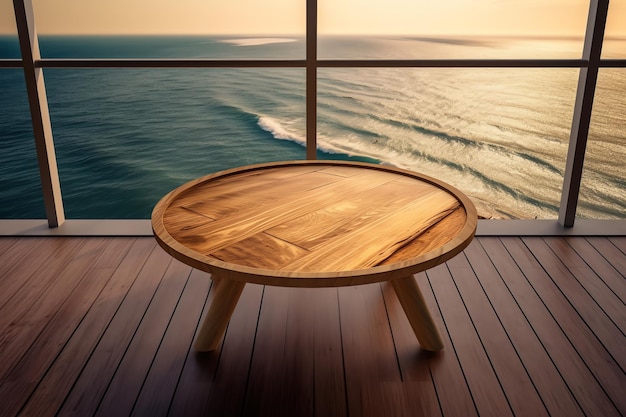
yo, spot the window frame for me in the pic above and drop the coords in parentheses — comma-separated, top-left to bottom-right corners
(3, 0, 626, 232)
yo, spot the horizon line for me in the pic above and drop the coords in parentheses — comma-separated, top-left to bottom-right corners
(1, 33, 625, 41)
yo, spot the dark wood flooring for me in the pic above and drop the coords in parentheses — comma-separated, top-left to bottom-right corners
(0, 236, 624, 417)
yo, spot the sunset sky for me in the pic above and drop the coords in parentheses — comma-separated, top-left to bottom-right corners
(1, 0, 625, 37)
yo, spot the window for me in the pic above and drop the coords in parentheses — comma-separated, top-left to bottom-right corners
(45, 67, 306, 218)
(0, 69, 44, 218)
(579, 68, 626, 219)
(318, 0, 588, 59)
(0, 9, 44, 219)
(603, 0, 626, 58)
(2, 0, 624, 227)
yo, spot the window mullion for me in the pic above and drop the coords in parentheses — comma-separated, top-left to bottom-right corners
(558, 0, 609, 227)
(306, 0, 317, 160)
(13, 0, 65, 227)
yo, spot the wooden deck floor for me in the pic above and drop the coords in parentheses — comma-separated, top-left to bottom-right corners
(0, 236, 624, 417)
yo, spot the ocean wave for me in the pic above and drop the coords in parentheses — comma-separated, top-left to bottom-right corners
(211, 103, 258, 121)
(258, 116, 375, 157)
(258, 116, 303, 143)
(365, 113, 564, 175)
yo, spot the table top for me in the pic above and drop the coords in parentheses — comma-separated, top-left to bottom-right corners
(152, 161, 477, 287)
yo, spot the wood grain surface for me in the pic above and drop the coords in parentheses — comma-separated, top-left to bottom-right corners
(152, 161, 477, 286)
(2, 236, 625, 416)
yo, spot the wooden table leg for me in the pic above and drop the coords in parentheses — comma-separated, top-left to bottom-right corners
(390, 275, 444, 351)
(194, 276, 245, 351)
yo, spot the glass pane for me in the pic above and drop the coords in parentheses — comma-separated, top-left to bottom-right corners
(0, 0, 19, 59)
(33, 0, 305, 59)
(318, 68, 579, 219)
(319, 0, 588, 59)
(0, 0, 17, 34)
(45, 68, 306, 219)
(0, 34, 20, 59)
(0, 69, 46, 219)
(603, 0, 626, 58)
(578, 69, 626, 219)
(38, 35, 305, 60)
(319, 36, 585, 60)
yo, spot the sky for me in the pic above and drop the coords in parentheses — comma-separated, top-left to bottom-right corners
(1, 0, 625, 37)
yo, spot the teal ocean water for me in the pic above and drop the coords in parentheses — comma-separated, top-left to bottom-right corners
(1, 35, 625, 219)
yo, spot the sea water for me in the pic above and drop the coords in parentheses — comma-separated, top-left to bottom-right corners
(1, 35, 624, 219)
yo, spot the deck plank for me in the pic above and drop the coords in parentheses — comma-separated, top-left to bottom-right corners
(338, 283, 402, 417)
(242, 285, 294, 416)
(581, 237, 626, 301)
(0, 238, 75, 300)
(0, 237, 18, 253)
(93, 259, 192, 417)
(427, 263, 514, 417)
(16, 238, 157, 417)
(608, 236, 626, 254)
(418, 271, 480, 417)
(312, 287, 348, 417)
(0, 238, 84, 323)
(0, 238, 108, 383)
(55, 247, 173, 417)
(167, 280, 261, 417)
(524, 237, 626, 372)
(502, 237, 624, 417)
(130, 267, 212, 417)
(543, 237, 626, 334)
(0, 236, 624, 417)
(164, 281, 220, 417)
(202, 283, 264, 416)
(471, 238, 585, 417)
(382, 277, 448, 417)
(242, 287, 345, 417)
(0, 238, 47, 305)
(449, 241, 550, 417)
(0, 238, 134, 417)
(277, 287, 346, 417)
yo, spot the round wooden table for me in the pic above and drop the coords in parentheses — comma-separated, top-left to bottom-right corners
(152, 160, 477, 352)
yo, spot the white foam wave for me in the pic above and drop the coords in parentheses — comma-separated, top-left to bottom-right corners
(258, 116, 303, 143)
(258, 116, 346, 155)
(221, 38, 298, 47)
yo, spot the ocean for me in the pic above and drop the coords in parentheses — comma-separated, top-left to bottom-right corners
(1, 35, 625, 220)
